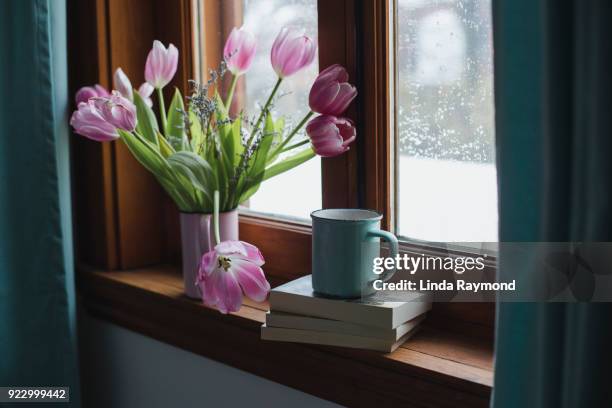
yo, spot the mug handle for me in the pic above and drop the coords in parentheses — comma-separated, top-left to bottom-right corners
(367, 229, 399, 282)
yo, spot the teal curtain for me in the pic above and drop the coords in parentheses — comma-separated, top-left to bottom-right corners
(0, 0, 79, 404)
(493, 1, 612, 407)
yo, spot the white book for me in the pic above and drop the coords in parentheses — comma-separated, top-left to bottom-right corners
(269, 275, 431, 329)
(261, 324, 420, 353)
(266, 311, 425, 342)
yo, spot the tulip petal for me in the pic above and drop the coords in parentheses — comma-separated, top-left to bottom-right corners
(75, 87, 97, 105)
(309, 81, 340, 113)
(213, 270, 243, 314)
(199, 249, 218, 277)
(232, 260, 270, 302)
(113, 68, 133, 101)
(238, 241, 265, 266)
(215, 241, 248, 257)
(223, 28, 239, 58)
(73, 125, 117, 142)
(75, 85, 110, 105)
(198, 272, 219, 309)
(94, 84, 110, 97)
(137, 82, 154, 107)
(338, 118, 356, 144)
(138, 82, 154, 98)
(312, 132, 345, 156)
(329, 83, 357, 115)
(317, 64, 347, 82)
(271, 27, 290, 62)
(163, 44, 179, 85)
(212, 240, 264, 266)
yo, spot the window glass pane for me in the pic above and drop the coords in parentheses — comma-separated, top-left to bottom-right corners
(241, 0, 320, 222)
(396, 0, 497, 241)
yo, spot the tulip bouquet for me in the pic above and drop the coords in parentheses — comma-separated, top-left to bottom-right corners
(71, 27, 357, 214)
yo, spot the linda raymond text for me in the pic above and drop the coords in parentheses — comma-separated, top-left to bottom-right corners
(373, 279, 516, 292)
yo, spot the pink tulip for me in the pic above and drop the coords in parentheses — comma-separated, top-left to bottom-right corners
(271, 27, 317, 78)
(197, 241, 270, 314)
(70, 92, 137, 142)
(145, 40, 179, 89)
(137, 82, 154, 107)
(309, 64, 357, 116)
(70, 100, 118, 142)
(223, 27, 257, 75)
(306, 115, 356, 157)
(113, 68, 133, 101)
(74, 84, 109, 105)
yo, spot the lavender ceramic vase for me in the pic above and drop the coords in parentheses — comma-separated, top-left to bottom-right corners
(179, 210, 239, 298)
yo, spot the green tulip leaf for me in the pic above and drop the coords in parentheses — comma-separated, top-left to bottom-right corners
(167, 151, 217, 200)
(250, 114, 275, 178)
(235, 115, 276, 203)
(215, 91, 228, 122)
(166, 88, 187, 150)
(189, 108, 204, 154)
(157, 131, 175, 158)
(231, 116, 244, 166)
(274, 117, 285, 145)
(133, 91, 159, 146)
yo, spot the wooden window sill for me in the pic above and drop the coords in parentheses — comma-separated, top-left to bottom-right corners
(77, 264, 493, 408)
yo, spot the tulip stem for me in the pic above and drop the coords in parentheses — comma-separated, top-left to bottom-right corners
(281, 139, 310, 153)
(225, 75, 239, 110)
(248, 77, 282, 145)
(157, 87, 167, 132)
(213, 190, 221, 246)
(269, 111, 313, 159)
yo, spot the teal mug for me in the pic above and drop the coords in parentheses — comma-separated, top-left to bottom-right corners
(311, 209, 399, 298)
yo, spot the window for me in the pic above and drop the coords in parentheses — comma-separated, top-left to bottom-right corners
(394, 0, 497, 242)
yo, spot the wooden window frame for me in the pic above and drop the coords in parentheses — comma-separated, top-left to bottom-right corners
(70, 1, 494, 405)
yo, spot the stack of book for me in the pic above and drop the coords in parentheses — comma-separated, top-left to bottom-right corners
(261, 275, 431, 352)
